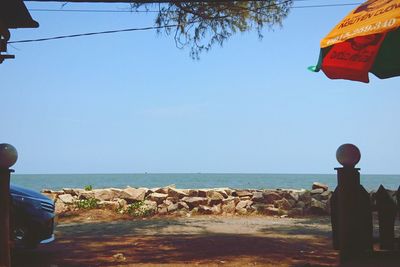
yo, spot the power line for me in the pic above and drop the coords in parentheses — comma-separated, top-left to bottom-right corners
(8, 23, 183, 44)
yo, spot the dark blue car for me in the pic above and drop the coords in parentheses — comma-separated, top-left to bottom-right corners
(10, 184, 56, 248)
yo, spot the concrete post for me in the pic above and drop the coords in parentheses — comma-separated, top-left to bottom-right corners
(0, 169, 12, 267)
(0, 144, 18, 267)
(333, 144, 373, 263)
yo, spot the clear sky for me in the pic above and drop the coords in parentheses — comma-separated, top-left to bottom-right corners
(1, 1, 399, 174)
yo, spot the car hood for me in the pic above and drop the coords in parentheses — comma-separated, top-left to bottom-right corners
(10, 184, 51, 201)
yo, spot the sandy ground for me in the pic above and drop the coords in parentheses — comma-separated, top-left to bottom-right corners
(10, 210, 400, 267)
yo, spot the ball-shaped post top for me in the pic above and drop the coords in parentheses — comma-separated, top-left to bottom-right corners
(0, 143, 18, 169)
(336, 144, 361, 168)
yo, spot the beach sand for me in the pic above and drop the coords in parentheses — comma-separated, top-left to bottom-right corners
(10, 210, 400, 266)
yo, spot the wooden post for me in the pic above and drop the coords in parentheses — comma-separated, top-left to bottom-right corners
(334, 168, 373, 262)
(0, 169, 12, 267)
(336, 167, 362, 262)
(376, 185, 397, 250)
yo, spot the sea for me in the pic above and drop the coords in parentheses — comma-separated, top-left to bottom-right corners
(9, 173, 400, 192)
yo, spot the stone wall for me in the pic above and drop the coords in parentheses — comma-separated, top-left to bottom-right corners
(42, 182, 332, 217)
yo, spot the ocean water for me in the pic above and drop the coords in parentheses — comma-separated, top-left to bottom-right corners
(10, 173, 400, 192)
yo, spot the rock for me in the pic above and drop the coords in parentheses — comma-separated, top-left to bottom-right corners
(198, 189, 208, 198)
(168, 188, 188, 199)
(215, 189, 228, 198)
(311, 188, 324, 194)
(198, 205, 212, 214)
(207, 191, 224, 206)
(312, 182, 328, 191)
(63, 188, 82, 196)
(155, 185, 173, 195)
(236, 208, 248, 215)
(79, 191, 95, 200)
(310, 198, 327, 215)
(113, 253, 126, 262)
(41, 189, 53, 194)
(233, 190, 253, 198)
(282, 191, 299, 202)
(263, 191, 283, 204)
(99, 201, 119, 210)
(148, 193, 168, 204)
(167, 203, 179, 213)
(320, 190, 332, 200)
(109, 188, 126, 199)
(224, 188, 233, 196)
(178, 201, 190, 210)
(296, 201, 306, 209)
(288, 199, 296, 207)
(158, 204, 168, 215)
(58, 194, 74, 204)
(274, 198, 292, 210)
(164, 199, 173, 206)
(147, 188, 158, 196)
(52, 190, 65, 196)
(188, 189, 199, 197)
(55, 200, 69, 214)
(123, 188, 147, 202)
(298, 190, 312, 203)
(190, 207, 199, 215)
(251, 192, 264, 203)
(165, 197, 177, 204)
(181, 197, 208, 209)
(117, 198, 127, 209)
(211, 204, 222, 215)
(222, 196, 240, 205)
(236, 200, 252, 211)
(253, 204, 274, 214)
(236, 200, 247, 210)
(240, 196, 251, 201)
(94, 189, 114, 201)
(222, 201, 236, 214)
(324, 199, 331, 214)
(143, 200, 158, 212)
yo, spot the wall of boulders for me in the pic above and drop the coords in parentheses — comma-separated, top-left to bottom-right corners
(42, 182, 332, 217)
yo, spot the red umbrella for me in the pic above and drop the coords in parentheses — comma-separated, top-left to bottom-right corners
(310, 0, 400, 83)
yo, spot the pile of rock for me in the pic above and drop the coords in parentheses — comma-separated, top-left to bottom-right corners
(42, 182, 332, 217)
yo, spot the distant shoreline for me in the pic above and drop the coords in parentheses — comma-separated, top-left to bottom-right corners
(11, 173, 400, 192)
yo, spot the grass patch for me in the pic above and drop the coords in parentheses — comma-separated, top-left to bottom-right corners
(124, 201, 155, 217)
(84, 185, 93, 191)
(75, 198, 99, 209)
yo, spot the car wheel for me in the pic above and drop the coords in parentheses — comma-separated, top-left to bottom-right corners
(13, 226, 38, 249)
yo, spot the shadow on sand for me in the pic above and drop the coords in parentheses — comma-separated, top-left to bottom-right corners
(12, 217, 338, 267)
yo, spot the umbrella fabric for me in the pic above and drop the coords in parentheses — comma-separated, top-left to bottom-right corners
(311, 0, 400, 83)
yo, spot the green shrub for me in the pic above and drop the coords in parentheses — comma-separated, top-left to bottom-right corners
(75, 198, 98, 209)
(125, 201, 155, 217)
(84, 185, 93, 191)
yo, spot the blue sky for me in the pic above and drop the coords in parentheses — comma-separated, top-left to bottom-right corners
(1, 1, 399, 174)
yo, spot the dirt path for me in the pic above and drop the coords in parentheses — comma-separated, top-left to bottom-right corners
(12, 210, 341, 267)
